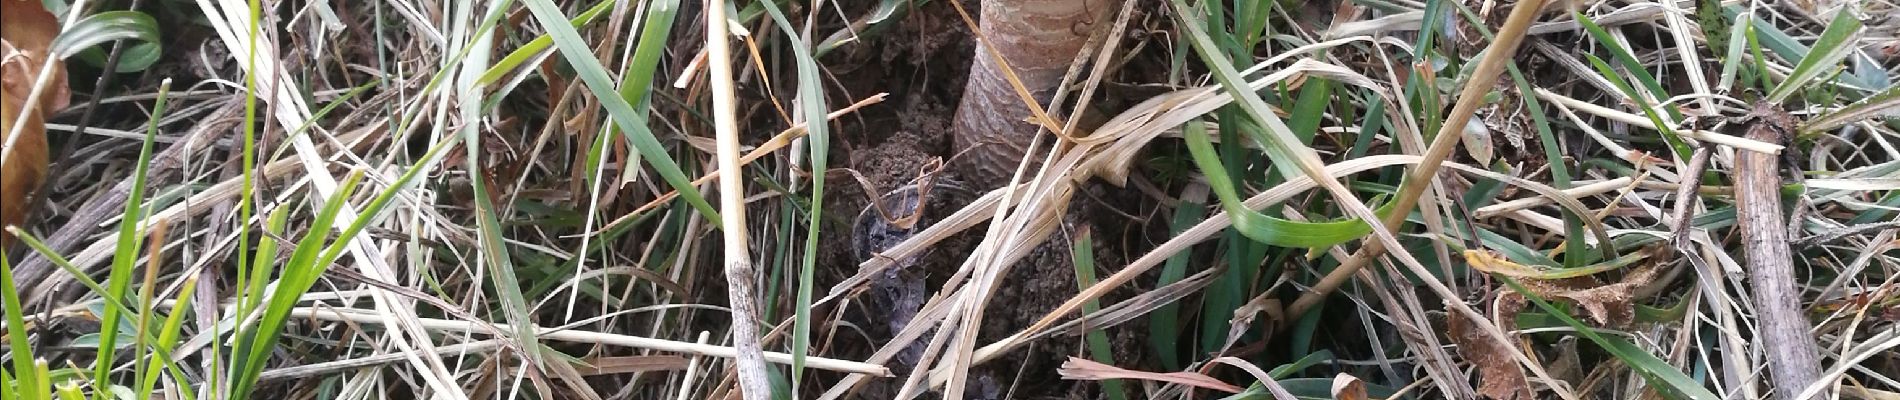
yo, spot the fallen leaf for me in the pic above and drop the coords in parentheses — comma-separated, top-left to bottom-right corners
(1, 0, 69, 247)
(1448, 310, 1533, 400)
(1, 0, 68, 112)
(1057, 357, 1243, 393)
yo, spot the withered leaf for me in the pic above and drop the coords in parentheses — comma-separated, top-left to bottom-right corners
(2, 0, 69, 246)
(1449, 310, 1533, 400)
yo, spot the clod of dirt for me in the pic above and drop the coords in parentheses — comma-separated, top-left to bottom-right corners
(852, 182, 976, 374)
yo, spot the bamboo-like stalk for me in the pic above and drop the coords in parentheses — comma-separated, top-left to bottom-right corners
(702, 0, 772, 397)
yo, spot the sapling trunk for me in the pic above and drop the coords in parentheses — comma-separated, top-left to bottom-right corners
(951, 0, 1108, 187)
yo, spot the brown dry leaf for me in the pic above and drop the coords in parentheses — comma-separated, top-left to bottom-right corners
(1448, 310, 1533, 400)
(1221, 294, 1284, 353)
(1, 0, 68, 112)
(1331, 373, 1368, 400)
(1056, 357, 1243, 394)
(1, 0, 69, 247)
(1550, 265, 1656, 327)
(1502, 264, 1659, 328)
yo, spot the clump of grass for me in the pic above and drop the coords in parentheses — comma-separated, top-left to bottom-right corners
(4, 0, 1896, 399)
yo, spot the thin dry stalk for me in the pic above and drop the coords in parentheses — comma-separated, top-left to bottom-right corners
(702, 0, 772, 397)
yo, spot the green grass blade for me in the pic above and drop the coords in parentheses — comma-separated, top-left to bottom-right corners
(1266, 349, 1335, 378)
(1718, 11, 1752, 89)
(2, 255, 42, 400)
(1721, 6, 1804, 63)
(52, 381, 81, 400)
(9, 230, 196, 400)
(1572, 12, 1691, 160)
(617, 0, 682, 113)
(228, 171, 365, 398)
(138, 275, 199, 397)
(1182, 121, 1393, 248)
(1149, 184, 1207, 370)
(457, 6, 547, 376)
(517, 0, 722, 223)
(90, 80, 171, 390)
(1804, 83, 1900, 134)
(754, 0, 832, 388)
(48, 11, 163, 73)
(813, 0, 923, 57)
(1070, 230, 1127, 400)
(475, 0, 616, 85)
(238, 206, 290, 324)
(2, 363, 13, 400)
(1767, 9, 1862, 103)
(1287, 79, 1331, 143)
(1581, 52, 1693, 163)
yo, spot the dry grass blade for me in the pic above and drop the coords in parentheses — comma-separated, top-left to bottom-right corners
(1056, 357, 1242, 394)
(588, 93, 887, 236)
(1532, 88, 1782, 154)
(256, 340, 508, 382)
(1473, 177, 1634, 218)
(285, 307, 891, 376)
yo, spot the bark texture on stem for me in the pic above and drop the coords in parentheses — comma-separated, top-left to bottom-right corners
(952, 0, 1107, 187)
(1733, 102, 1821, 400)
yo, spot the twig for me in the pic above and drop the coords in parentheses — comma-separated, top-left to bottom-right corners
(703, 0, 773, 398)
(1733, 102, 1822, 400)
(1671, 145, 1713, 247)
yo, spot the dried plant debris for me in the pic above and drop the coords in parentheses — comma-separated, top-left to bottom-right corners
(1449, 309, 1534, 400)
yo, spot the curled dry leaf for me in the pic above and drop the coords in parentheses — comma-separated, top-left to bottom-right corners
(1498, 262, 1662, 330)
(1331, 373, 1367, 400)
(1, 0, 69, 247)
